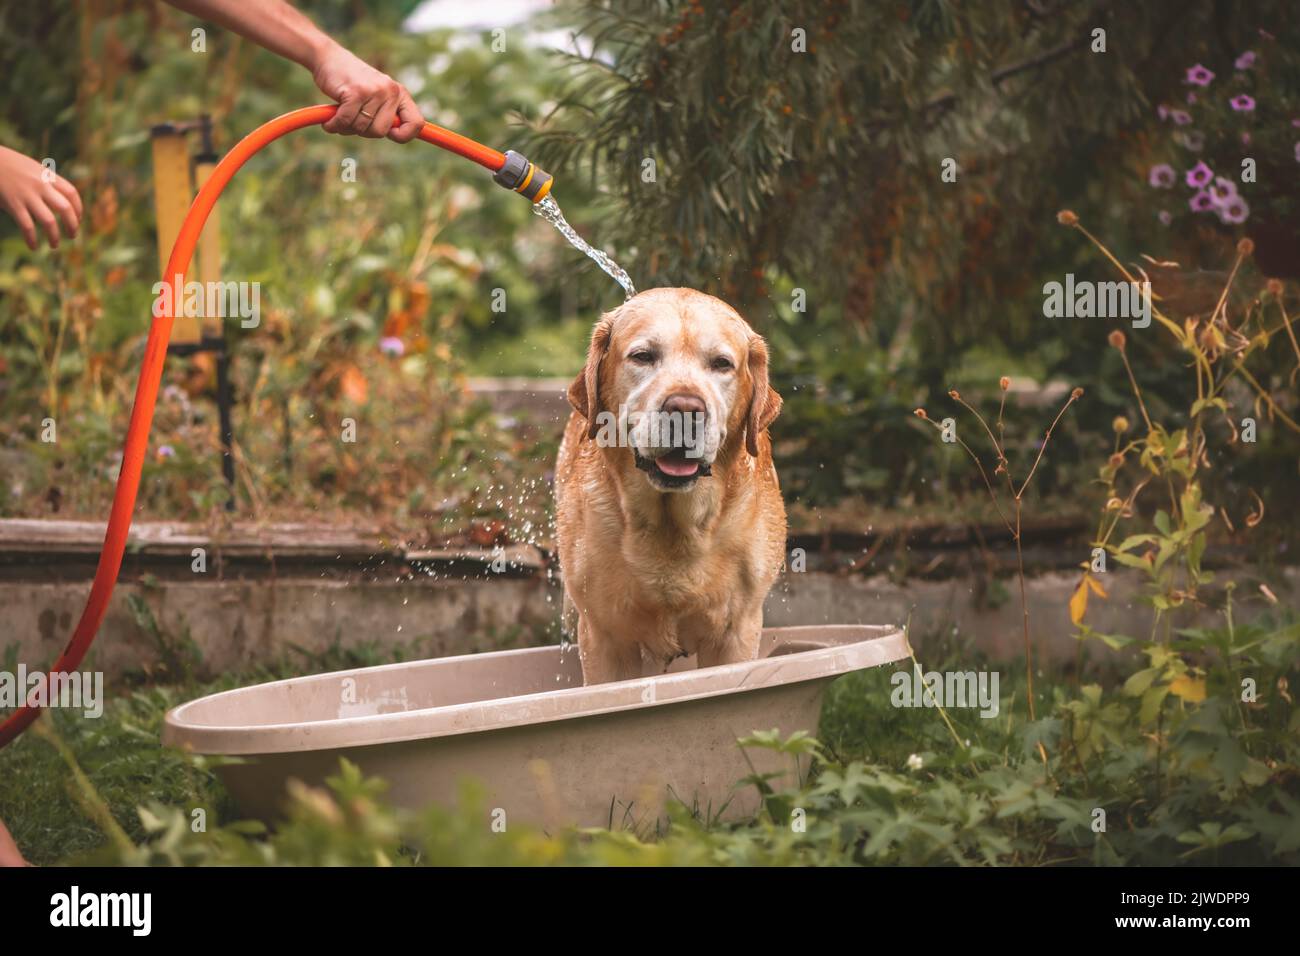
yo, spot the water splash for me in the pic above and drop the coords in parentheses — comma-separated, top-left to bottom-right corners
(533, 195, 637, 299)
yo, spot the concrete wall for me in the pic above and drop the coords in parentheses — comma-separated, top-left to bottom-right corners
(6, 565, 1294, 681)
(2, 575, 560, 679)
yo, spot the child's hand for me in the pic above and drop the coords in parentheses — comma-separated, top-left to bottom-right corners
(0, 146, 83, 250)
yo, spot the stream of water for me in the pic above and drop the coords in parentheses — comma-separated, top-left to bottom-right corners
(533, 195, 637, 299)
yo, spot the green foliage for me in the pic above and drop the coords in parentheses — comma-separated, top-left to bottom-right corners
(528, 0, 1300, 509)
(7, 542, 1296, 869)
(4, 583, 1295, 866)
(5, 1, 1297, 522)
(0, 2, 599, 527)
(23, 616, 1297, 866)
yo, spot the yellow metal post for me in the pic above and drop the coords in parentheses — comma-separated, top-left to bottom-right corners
(150, 124, 201, 344)
(192, 156, 222, 339)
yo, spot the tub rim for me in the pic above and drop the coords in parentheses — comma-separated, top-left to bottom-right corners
(163, 624, 908, 755)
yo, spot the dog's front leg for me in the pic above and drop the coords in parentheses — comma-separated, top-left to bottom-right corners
(576, 615, 644, 685)
(696, 608, 764, 669)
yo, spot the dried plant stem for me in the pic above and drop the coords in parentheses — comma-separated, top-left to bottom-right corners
(954, 394, 1008, 464)
(1275, 297, 1300, 383)
(905, 634, 967, 751)
(1013, 390, 1077, 725)
(1012, 499, 1037, 723)
(1017, 392, 1080, 499)
(920, 417, 1014, 535)
(916, 381, 1077, 740)
(1116, 345, 1153, 432)
(964, 388, 1073, 728)
(1211, 241, 1250, 329)
(1097, 477, 1153, 547)
(1235, 364, 1300, 434)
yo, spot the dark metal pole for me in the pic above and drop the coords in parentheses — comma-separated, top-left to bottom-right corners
(215, 340, 237, 511)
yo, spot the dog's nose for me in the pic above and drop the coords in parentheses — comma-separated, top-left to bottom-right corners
(662, 393, 706, 416)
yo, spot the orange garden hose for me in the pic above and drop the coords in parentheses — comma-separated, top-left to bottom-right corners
(0, 105, 552, 748)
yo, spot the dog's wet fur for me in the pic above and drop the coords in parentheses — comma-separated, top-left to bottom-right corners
(555, 288, 786, 684)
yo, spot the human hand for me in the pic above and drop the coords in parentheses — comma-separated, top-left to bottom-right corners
(311, 42, 425, 143)
(0, 816, 28, 867)
(0, 146, 83, 251)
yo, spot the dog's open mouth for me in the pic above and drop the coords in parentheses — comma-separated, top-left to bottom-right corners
(634, 448, 712, 488)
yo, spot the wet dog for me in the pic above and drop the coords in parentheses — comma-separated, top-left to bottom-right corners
(555, 288, 785, 684)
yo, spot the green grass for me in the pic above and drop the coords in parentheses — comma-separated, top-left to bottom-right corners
(0, 638, 434, 865)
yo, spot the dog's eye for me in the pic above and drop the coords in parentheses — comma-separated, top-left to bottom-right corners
(710, 356, 734, 372)
(629, 350, 657, 364)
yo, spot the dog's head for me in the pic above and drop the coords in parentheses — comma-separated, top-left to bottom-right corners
(567, 288, 782, 492)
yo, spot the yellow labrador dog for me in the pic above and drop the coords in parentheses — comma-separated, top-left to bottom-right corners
(555, 288, 786, 684)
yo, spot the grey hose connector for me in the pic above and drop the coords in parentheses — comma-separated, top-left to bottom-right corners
(492, 149, 554, 203)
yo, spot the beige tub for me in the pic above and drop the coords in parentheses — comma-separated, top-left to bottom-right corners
(163, 624, 907, 829)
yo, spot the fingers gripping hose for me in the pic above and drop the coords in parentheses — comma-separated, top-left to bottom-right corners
(0, 106, 552, 749)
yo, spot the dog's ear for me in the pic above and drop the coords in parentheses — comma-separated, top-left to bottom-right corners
(744, 333, 783, 457)
(568, 314, 615, 439)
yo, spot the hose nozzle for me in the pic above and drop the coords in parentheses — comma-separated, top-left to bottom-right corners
(492, 149, 554, 203)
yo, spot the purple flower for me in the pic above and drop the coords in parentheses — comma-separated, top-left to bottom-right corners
(1186, 92, 1197, 105)
(1179, 130, 1205, 151)
(1230, 94, 1255, 112)
(158, 445, 175, 459)
(1185, 64, 1215, 86)
(1158, 210, 1173, 226)
(1170, 109, 1192, 126)
(1189, 191, 1216, 213)
(1158, 104, 1170, 120)
(1218, 197, 1250, 224)
(1209, 176, 1238, 206)
(379, 336, 405, 357)
(1235, 51, 1257, 70)
(1148, 164, 1176, 188)
(1241, 132, 1251, 146)
(1185, 161, 1214, 188)
(1294, 141, 1300, 163)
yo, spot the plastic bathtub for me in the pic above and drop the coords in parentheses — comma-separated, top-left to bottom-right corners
(163, 624, 908, 829)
